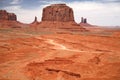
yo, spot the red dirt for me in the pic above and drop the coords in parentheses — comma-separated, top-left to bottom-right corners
(0, 29, 120, 80)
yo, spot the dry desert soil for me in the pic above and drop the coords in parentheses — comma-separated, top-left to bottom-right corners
(0, 28, 120, 80)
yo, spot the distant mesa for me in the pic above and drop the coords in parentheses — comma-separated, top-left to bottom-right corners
(79, 17, 91, 26)
(0, 10, 17, 21)
(32, 4, 87, 32)
(0, 10, 28, 28)
(42, 4, 74, 22)
(79, 17, 103, 32)
(80, 17, 92, 26)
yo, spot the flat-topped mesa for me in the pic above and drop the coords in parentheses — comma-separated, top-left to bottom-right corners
(42, 4, 74, 22)
(0, 10, 17, 21)
(0, 10, 26, 28)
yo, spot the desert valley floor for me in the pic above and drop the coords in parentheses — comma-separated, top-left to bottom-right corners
(0, 28, 120, 80)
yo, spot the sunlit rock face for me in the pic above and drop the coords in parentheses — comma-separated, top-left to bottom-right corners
(31, 4, 87, 32)
(42, 4, 74, 22)
(0, 10, 17, 21)
(0, 10, 28, 28)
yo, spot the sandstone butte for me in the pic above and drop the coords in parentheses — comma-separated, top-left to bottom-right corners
(42, 4, 74, 22)
(0, 10, 28, 28)
(0, 10, 17, 21)
(31, 4, 87, 32)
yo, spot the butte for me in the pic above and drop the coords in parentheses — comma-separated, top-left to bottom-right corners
(31, 4, 87, 32)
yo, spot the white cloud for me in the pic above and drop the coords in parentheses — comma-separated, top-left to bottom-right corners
(17, 8, 43, 24)
(4, 5, 21, 10)
(10, 0, 21, 4)
(39, 0, 65, 4)
(102, 0, 119, 1)
(67, 1, 120, 26)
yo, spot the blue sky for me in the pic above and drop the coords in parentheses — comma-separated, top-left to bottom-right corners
(0, 0, 120, 26)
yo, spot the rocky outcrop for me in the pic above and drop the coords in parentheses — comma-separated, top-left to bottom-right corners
(79, 17, 103, 31)
(34, 16, 37, 22)
(46, 68, 81, 78)
(32, 4, 87, 32)
(31, 16, 39, 25)
(81, 17, 87, 23)
(0, 10, 29, 28)
(42, 4, 74, 22)
(0, 10, 17, 21)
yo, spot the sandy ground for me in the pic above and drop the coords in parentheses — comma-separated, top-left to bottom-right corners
(0, 28, 120, 80)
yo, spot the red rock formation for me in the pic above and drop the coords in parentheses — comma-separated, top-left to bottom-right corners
(0, 10, 8, 20)
(34, 16, 37, 22)
(80, 17, 103, 32)
(31, 4, 87, 32)
(8, 13, 17, 21)
(0, 10, 17, 21)
(42, 4, 74, 22)
(81, 17, 87, 23)
(31, 16, 39, 25)
(0, 10, 28, 28)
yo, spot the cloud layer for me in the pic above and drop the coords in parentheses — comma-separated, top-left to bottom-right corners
(68, 1, 120, 26)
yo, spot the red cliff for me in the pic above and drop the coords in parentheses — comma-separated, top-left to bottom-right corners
(33, 4, 87, 32)
(42, 4, 74, 22)
(0, 10, 17, 21)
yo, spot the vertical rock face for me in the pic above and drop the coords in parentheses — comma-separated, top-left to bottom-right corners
(34, 16, 37, 22)
(32, 4, 87, 31)
(31, 16, 39, 25)
(42, 4, 74, 22)
(81, 17, 84, 23)
(0, 10, 25, 28)
(8, 13, 17, 21)
(0, 10, 17, 21)
(81, 17, 87, 23)
(0, 10, 8, 20)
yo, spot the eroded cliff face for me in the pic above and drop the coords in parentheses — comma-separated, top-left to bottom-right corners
(30, 4, 87, 32)
(42, 4, 74, 22)
(0, 10, 29, 28)
(0, 10, 17, 21)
